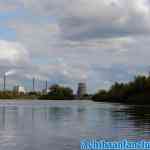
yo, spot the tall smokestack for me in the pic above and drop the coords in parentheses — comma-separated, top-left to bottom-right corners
(3, 74, 6, 91)
(33, 78, 35, 92)
(45, 80, 48, 91)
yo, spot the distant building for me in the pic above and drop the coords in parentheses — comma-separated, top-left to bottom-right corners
(77, 82, 87, 97)
(42, 80, 50, 94)
(13, 85, 26, 94)
(42, 88, 50, 94)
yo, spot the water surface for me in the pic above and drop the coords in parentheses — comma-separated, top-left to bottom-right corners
(0, 100, 149, 150)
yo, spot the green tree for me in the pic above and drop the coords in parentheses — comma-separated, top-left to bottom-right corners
(92, 75, 150, 104)
(39, 84, 74, 100)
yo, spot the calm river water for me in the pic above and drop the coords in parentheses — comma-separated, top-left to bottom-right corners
(0, 100, 149, 150)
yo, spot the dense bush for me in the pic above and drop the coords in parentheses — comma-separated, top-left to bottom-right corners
(39, 84, 74, 100)
(92, 75, 150, 104)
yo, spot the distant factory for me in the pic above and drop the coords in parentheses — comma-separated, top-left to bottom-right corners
(13, 85, 26, 94)
(3, 73, 49, 94)
(2, 71, 88, 97)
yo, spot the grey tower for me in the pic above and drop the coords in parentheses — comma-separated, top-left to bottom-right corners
(32, 78, 35, 92)
(77, 82, 87, 97)
(3, 74, 6, 91)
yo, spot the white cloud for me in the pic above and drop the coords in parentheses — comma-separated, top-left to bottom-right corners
(0, 1, 20, 12)
(0, 40, 30, 66)
(0, 0, 150, 92)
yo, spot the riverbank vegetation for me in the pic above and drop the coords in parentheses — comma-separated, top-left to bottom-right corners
(1, 75, 150, 103)
(0, 84, 74, 100)
(0, 91, 39, 99)
(39, 84, 74, 100)
(92, 75, 150, 104)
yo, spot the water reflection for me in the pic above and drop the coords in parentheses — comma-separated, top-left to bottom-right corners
(111, 105, 150, 140)
(48, 107, 73, 122)
(0, 107, 5, 129)
(0, 106, 19, 130)
(0, 101, 149, 150)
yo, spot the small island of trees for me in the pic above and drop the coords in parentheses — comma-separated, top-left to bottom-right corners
(39, 84, 74, 100)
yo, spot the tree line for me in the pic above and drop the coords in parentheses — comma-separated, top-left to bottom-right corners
(92, 75, 150, 104)
(1, 75, 150, 103)
(0, 84, 74, 100)
(39, 84, 74, 100)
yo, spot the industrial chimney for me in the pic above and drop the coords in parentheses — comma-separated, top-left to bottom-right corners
(33, 77, 35, 92)
(45, 80, 48, 92)
(3, 74, 6, 92)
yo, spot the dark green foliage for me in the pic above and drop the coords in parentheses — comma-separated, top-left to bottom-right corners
(39, 84, 74, 100)
(0, 91, 15, 99)
(0, 91, 37, 99)
(92, 75, 150, 104)
(92, 90, 109, 101)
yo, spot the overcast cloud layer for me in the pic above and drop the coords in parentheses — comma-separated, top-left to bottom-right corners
(0, 0, 150, 92)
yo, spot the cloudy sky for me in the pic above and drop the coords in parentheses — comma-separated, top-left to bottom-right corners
(0, 0, 150, 93)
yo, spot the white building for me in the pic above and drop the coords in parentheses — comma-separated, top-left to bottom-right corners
(13, 85, 26, 94)
(42, 88, 50, 94)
